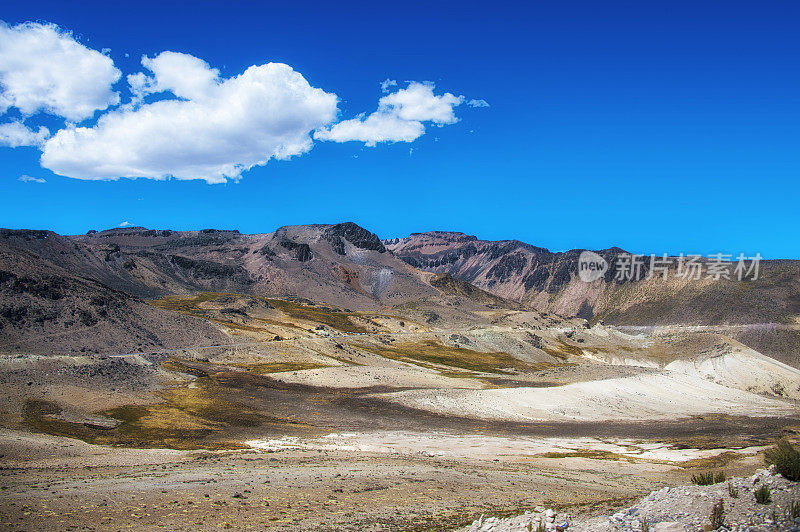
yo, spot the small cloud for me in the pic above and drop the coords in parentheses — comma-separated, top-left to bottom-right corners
(409, 147, 415, 156)
(314, 82, 463, 146)
(0, 121, 50, 148)
(467, 99, 489, 108)
(18, 174, 46, 183)
(380, 78, 397, 93)
(118, 221, 133, 227)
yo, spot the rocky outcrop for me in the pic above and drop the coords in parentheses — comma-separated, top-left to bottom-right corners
(324, 222, 386, 255)
(430, 273, 520, 309)
(278, 239, 313, 262)
(466, 468, 800, 531)
(169, 255, 252, 280)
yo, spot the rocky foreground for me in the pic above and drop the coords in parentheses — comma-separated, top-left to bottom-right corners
(466, 467, 800, 532)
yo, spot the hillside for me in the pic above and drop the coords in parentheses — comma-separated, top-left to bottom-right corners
(0, 224, 521, 355)
(385, 231, 800, 366)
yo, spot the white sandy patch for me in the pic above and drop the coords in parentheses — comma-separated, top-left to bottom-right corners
(579, 350, 660, 368)
(246, 431, 762, 463)
(271, 365, 484, 389)
(377, 372, 797, 422)
(665, 346, 800, 400)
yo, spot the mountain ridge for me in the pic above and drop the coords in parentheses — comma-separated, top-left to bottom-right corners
(2, 223, 799, 365)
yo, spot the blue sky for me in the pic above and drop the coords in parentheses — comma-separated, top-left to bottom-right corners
(1, 1, 798, 257)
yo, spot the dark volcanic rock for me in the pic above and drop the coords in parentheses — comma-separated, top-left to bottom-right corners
(278, 239, 313, 262)
(487, 253, 528, 281)
(169, 255, 250, 279)
(324, 222, 386, 254)
(0, 229, 49, 240)
(522, 266, 550, 291)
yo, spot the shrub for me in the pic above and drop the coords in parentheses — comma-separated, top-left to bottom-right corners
(789, 500, 800, 520)
(727, 482, 739, 498)
(709, 499, 725, 529)
(692, 472, 714, 485)
(527, 521, 546, 532)
(692, 471, 725, 485)
(641, 516, 650, 532)
(754, 485, 772, 504)
(764, 439, 800, 481)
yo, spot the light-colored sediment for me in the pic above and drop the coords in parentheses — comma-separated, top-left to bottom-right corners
(379, 371, 798, 422)
(247, 430, 767, 463)
(271, 364, 484, 389)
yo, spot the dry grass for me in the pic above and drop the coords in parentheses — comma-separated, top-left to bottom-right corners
(541, 340, 585, 361)
(537, 450, 630, 461)
(23, 377, 308, 450)
(232, 362, 329, 374)
(267, 299, 369, 333)
(149, 292, 275, 333)
(680, 452, 741, 470)
(362, 341, 532, 374)
(149, 292, 229, 314)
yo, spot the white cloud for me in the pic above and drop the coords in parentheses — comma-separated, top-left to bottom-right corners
(40, 53, 339, 183)
(0, 21, 480, 183)
(18, 174, 46, 183)
(315, 111, 424, 147)
(128, 52, 219, 101)
(314, 82, 463, 146)
(0, 121, 49, 147)
(118, 221, 133, 227)
(380, 78, 397, 93)
(467, 98, 490, 108)
(380, 82, 463, 124)
(0, 22, 121, 121)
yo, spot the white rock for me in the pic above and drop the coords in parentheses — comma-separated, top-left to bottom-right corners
(653, 522, 684, 531)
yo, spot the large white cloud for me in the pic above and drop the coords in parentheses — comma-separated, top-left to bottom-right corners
(0, 120, 49, 147)
(314, 82, 463, 146)
(40, 53, 339, 183)
(0, 20, 484, 183)
(0, 22, 120, 121)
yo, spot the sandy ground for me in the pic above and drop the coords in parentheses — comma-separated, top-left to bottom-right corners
(665, 344, 800, 400)
(271, 365, 484, 390)
(246, 430, 769, 463)
(380, 371, 799, 423)
(1, 427, 742, 532)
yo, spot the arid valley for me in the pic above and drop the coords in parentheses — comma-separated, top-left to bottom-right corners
(0, 225, 798, 530)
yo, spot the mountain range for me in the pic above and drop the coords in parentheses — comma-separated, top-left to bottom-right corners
(1, 223, 798, 367)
